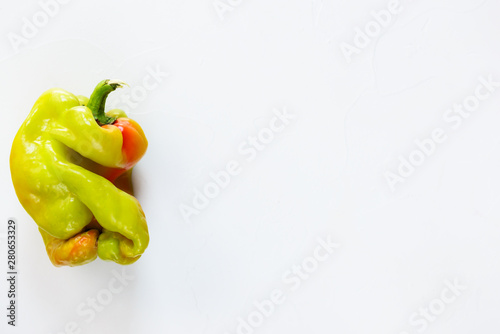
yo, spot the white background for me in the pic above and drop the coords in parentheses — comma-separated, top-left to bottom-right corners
(1, 0, 500, 333)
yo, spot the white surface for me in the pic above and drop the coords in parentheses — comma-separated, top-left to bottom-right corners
(1, 0, 500, 333)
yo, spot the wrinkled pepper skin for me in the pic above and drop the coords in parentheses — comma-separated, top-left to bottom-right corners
(10, 80, 149, 266)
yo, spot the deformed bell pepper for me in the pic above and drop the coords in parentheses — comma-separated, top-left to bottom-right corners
(10, 80, 149, 266)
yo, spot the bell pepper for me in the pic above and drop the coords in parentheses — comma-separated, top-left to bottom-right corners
(10, 80, 149, 266)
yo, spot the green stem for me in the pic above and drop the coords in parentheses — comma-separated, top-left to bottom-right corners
(87, 79, 127, 125)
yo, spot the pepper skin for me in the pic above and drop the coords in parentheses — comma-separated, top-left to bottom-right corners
(10, 80, 149, 266)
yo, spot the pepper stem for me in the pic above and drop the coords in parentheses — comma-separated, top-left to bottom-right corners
(87, 79, 127, 125)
